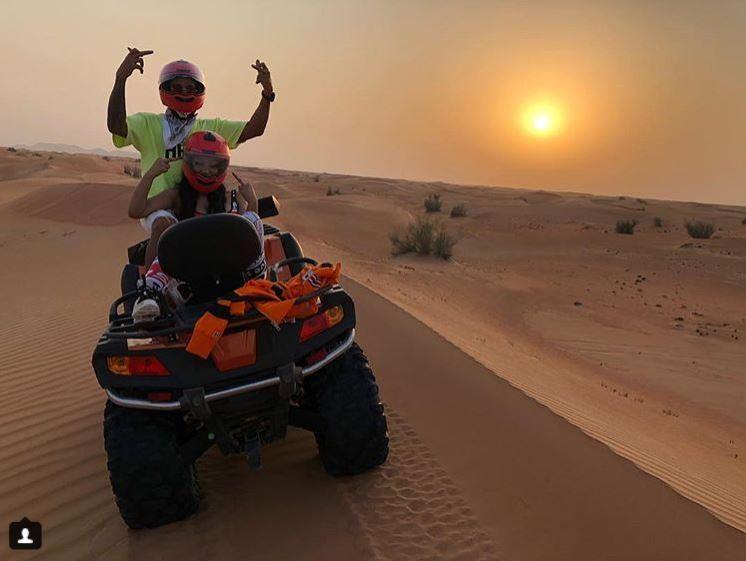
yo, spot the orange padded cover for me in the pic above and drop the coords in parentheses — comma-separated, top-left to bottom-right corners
(264, 236, 291, 281)
(210, 329, 257, 372)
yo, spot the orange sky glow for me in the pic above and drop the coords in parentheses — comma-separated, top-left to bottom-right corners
(1, 0, 745, 205)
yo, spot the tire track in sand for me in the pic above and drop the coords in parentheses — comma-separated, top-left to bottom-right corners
(342, 410, 501, 561)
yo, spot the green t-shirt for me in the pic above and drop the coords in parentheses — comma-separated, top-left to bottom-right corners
(112, 113, 247, 197)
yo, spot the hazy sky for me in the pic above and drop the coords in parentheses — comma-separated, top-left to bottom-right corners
(2, 0, 745, 205)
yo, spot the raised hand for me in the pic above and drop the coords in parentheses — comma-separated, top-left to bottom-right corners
(232, 172, 258, 212)
(147, 158, 175, 178)
(251, 60, 273, 93)
(232, 172, 247, 186)
(116, 47, 154, 81)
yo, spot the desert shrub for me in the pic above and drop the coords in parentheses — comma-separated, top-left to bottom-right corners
(685, 220, 715, 239)
(424, 193, 442, 213)
(7, 147, 17, 152)
(615, 219, 638, 235)
(433, 230, 456, 259)
(390, 217, 455, 260)
(103, 155, 111, 161)
(391, 218, 435, 255)
(123, 164, 141, 178)
(450, 203, 467, 218)
(742, 217, 746, 225)
(326, 186, 341, 196)
(313, 174, 321, 183)
(653, 216, 664, 228)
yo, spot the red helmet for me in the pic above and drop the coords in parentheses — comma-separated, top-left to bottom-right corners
(183, 131, 230, 193)
(158, 60, 206, 115)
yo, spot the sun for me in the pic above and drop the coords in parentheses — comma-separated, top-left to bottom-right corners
(522, 103, 563, 138)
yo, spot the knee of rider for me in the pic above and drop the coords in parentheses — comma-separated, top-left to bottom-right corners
(151, 216, 175, 237)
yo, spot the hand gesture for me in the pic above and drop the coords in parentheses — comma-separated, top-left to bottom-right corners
(232, 172, 248, 187)
(147, 158, 174, 178)
(116, 47, 154, 81)
(232, 172, 258, 207)
(251, 60, 273, 93)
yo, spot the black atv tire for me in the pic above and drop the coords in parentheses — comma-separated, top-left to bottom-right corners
(103, 401, 200, 529)
(302, 342, 389, 476)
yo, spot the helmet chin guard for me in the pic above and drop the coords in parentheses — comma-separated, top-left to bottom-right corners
(183, 166, 226, 193)
(159, 90, 205, 115)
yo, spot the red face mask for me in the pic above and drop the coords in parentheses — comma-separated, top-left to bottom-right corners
(182, 159, 228, 193)
(159, 90, 205, 115)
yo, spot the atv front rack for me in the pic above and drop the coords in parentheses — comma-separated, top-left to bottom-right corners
(104, 328, 355, 411)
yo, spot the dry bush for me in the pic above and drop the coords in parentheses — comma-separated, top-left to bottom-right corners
(433, 230, 456, 259)
(685, 220, 715, 239)
(424, 193, 442, 213)
(123, 164, 141, 178)
(450, 203, 467, 218)
(615, 219, 638, 235)
(741, 217, 746, 225)
(326, 186, 341, 196)
(653, 216, 664, 228)
(390, 217, 455, 260)
(7, 147, 17, 152)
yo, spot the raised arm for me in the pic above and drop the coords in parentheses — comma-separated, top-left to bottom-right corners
(128, 159, 177, 218)
(108, 48, 154, 137)
(238, 60, 274, 143)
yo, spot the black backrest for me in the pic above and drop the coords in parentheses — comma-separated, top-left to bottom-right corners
(157, 214, 263, 288)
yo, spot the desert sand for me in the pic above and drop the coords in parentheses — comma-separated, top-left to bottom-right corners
(1, 148, 745, 560)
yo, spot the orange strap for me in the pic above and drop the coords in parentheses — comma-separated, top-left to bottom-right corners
(254, 298, 298, 324)
(229, 301, 247, 316)
(186, 262, 342, 359)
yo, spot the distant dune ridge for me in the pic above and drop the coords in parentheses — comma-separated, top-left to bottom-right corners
(12, 142, 138, 159)
(1, 147, 746, 559)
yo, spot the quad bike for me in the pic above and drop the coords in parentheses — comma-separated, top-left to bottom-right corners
(91, 197, 389, 529)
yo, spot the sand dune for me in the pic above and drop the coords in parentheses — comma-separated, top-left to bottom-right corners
(8, 182, 132, 226)
(258, 165, 746, 534)
(1, 148, 745, 559)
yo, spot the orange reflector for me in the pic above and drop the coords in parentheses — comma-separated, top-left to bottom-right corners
(107, 355, 170, 376)
(305, 348, 328, 365)
(299, 305, 344, 342)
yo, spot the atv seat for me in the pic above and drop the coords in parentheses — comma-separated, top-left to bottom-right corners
(158, 213, 264, 299)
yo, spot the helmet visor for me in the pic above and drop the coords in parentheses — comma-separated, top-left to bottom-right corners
(161, 77, 205, 94)
(184, 153, 229, 178)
